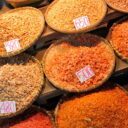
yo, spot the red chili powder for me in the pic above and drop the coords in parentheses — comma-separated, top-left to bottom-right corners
(9, 113, 53, 128)
(0, 109, 54, 128)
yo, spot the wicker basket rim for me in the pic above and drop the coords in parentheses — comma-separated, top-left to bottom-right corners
(0, 7, 45, 58)
(45, 0, 107, 34)
(107, 16, 128, 62)
(43, 33, 115, 93)
(105, 0, 128, 13)
(0, 53, 45, 119)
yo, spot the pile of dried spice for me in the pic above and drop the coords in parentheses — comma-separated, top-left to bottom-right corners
(45, 0, 107, 33)
(43, 34, 115, 92)
(110, 20, 128, 59)
(56, 83, 128, 128)
(0, 54, 43, 118)
(0, 7, 44, 57)
(106, 0, 128, 12)
(0, 107, 54, 128)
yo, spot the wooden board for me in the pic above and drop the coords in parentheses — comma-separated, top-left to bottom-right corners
(116, 57, 128, 71)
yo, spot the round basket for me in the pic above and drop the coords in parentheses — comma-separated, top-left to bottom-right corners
(6, 0, 41, 7)
(105, 0, 128, 13)
(43, 33, 115, 93)
(0, 53, 44, 119)
(107, 16, 128, 62)
(0, 7, 45, 58)
(45, 0, 107, 34)
(0, 105, 56, 128)
(55, 83, 128, 128)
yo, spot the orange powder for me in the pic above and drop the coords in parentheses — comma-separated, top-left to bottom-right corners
(56, 83, 128, 128)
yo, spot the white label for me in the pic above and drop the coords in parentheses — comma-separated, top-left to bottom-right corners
(4, 39, 21, 52)
(0, 101, 16, 114)
(76, 65, 95, 83)
(73, 16, 90, 30)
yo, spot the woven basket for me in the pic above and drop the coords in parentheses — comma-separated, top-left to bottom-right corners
(0, 106, 56, 128)
(107, 16, 128, 63)
(0, 7, 45, 58)
(55, 83, 128, 128)
(105, 0, 128, 13)
(45, 0, 107, 34)
(6, 0, 41, 7)
(0, 53, 45, 119)
(43, 33, 115, 93)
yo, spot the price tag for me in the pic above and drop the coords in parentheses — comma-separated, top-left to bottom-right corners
(4, 39, 21, 52)
(73, 16, 90, 30)
(0, 101, 16, 114)
(76, 65, 95, 83)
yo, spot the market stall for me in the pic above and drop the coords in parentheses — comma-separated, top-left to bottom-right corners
(0, 0, 128, 127)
